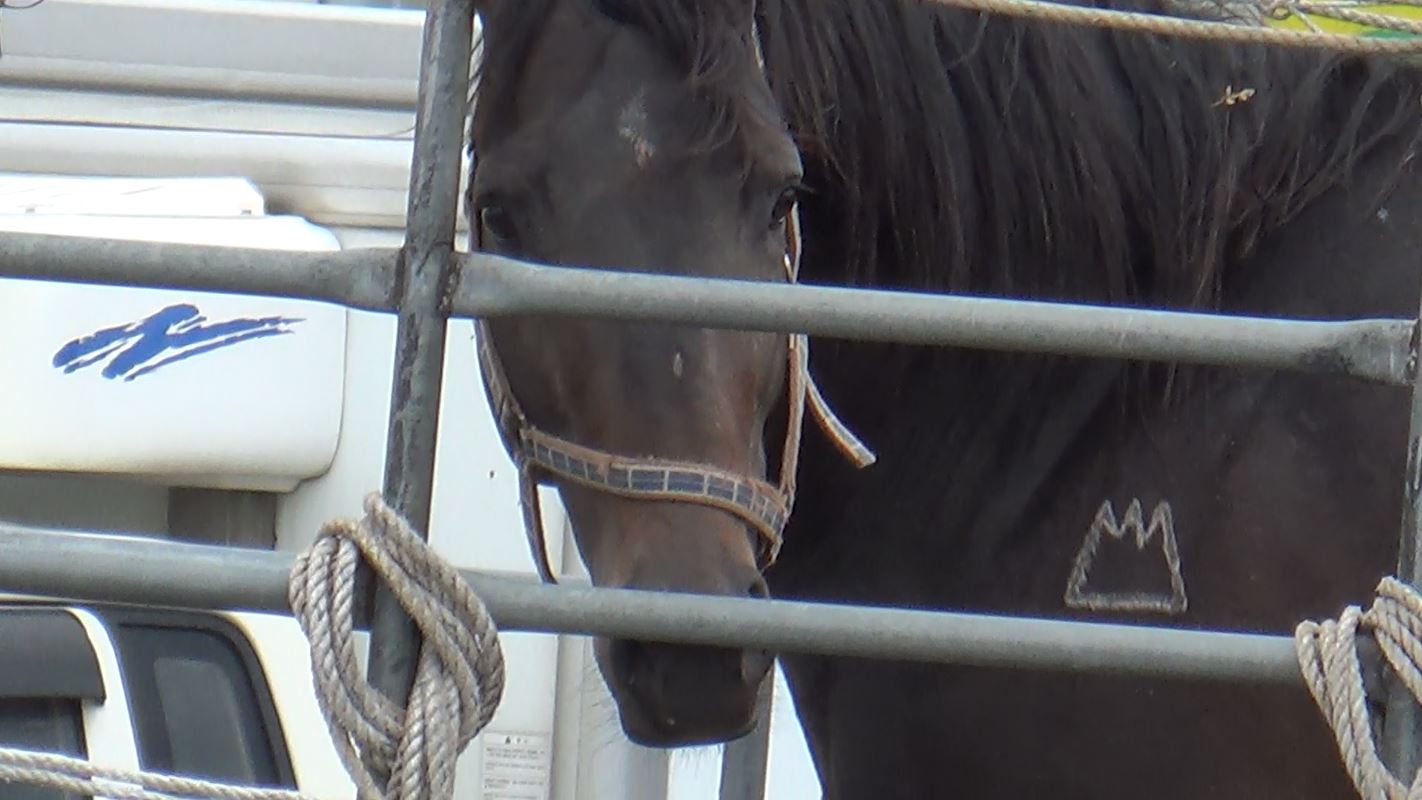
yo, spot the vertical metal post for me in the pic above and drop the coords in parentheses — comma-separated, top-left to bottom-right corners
(718, 678, 773, 800)
(364, 0, 474, 734)
(1382, 303, 1422, 777)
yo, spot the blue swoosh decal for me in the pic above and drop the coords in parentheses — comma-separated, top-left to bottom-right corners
(53, 303, 304, 382)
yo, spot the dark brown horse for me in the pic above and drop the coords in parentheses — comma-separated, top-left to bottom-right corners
(467, 0, 1422, 795)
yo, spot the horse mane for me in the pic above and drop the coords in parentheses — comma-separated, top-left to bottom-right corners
(763, 0, 1422, 310)
(479, 0, 1422, 311)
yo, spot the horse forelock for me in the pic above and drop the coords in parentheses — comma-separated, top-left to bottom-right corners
(473, 0, 771, 167)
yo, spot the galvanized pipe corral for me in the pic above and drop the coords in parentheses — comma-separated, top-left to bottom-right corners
(1, 0, 1420, 792)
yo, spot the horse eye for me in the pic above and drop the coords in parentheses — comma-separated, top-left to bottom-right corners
(479, 204, 518, 243)
(769, 187, 798, 229)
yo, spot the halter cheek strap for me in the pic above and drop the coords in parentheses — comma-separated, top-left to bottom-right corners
(476, 321, 796, 580)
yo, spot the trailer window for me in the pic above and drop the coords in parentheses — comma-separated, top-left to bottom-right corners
(0, 698, 87, 800)
(108, 617, 295, 790)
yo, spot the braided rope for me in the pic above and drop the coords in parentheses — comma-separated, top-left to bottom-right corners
(288, 492, 506, 800)
(1279, 1, 1422, 36)
(0, 746, 315, 800)
(923, 0, 1422, 53)
(1296, 577, 1422, 800)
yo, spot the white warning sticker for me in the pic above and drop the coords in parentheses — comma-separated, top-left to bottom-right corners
(480, 731, 552, 800)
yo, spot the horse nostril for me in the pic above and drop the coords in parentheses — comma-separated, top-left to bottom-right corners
(612, 639, 648, 692)
(746, 575, 770, 600)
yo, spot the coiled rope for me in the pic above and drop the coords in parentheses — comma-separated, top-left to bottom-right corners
(925, 0, 1422, 55)
(289, 492, 506, 800)
(0, 492, 505, 800)
(1296, 576, 1422, 800)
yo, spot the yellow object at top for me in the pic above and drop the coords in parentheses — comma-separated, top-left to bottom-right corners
(1263, 3, 1422, 38)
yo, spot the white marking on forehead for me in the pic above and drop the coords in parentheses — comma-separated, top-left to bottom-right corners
(617, 87, 656, 169)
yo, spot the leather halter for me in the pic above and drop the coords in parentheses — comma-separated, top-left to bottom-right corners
(471, 18, 875, 584)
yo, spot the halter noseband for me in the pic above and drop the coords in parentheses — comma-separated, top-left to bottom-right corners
(471, 18, 875, 584)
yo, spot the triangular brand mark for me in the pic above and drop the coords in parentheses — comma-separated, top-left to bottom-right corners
(1064, 499, 1188, 615)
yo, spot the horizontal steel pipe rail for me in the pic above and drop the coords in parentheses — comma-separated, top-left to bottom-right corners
(0, 231, 1414, 385)
(0, 231, 396, 312)
(467, 254, 1416, 386)
(0, 521, 1339, 687)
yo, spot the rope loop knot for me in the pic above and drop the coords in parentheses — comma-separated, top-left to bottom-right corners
(289, 492, 505, 800)
(1296, 576, 1422, 800)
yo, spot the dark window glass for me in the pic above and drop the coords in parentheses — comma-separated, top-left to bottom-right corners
(110, 624, 291, 788)
(0, 698, 87, 800)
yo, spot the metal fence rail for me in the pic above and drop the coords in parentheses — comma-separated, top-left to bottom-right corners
(362, 0, 473, 743)
(0, 232, 1413, 385)
(0, 521, 1350, 687)
(3, 0, 1421, 794)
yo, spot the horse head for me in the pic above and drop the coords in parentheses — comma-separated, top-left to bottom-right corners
(468, 0, 851, 747)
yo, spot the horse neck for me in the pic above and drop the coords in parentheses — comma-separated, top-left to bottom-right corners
(770, 1, 1422, 553)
